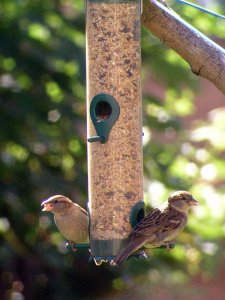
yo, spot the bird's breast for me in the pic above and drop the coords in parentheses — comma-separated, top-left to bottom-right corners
(54, 211, 88, 243)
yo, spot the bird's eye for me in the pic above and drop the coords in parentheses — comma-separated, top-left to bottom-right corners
(54, 200, 58, 204)
(182, 197, 186, 200)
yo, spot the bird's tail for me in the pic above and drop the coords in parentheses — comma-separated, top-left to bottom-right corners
(111, 240, 145, 266)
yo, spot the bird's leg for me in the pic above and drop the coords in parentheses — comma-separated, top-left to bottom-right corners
(163, 241, 175, 251)
(69, 241, 78, 252)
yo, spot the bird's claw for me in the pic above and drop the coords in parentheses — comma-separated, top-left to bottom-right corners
(164, 242, 175, 251)
(70, 242, 78, 252)
(66, 242, 78, 252)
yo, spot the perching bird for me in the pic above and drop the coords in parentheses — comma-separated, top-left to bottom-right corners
(41, 195, 89, 250)
(111, 191, 198, 266)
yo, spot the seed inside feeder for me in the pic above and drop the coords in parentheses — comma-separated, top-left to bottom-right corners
(86, 0, 143, 258)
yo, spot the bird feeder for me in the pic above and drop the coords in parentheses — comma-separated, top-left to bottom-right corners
(86, 0, 144, 262)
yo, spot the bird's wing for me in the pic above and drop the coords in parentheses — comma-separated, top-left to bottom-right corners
(73, 203, 88, 216)
(130, 207, 162, 238)
(130, 206, 184, 239)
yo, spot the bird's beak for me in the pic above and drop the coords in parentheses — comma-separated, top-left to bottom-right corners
(188, 198, 198, 206)
(41, 202, 53, 211)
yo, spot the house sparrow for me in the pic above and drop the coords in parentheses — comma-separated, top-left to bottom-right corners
(111, 191, 198, 266)
(41, 195, 89, 249)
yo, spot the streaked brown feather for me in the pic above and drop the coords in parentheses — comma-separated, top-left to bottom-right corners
(111, 191, 197, 266)
(130, 206, 185, 239)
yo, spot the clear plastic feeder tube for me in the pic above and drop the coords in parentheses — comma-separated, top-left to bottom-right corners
(86, 0, 143, 260)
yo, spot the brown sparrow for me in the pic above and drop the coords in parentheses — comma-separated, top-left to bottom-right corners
(41, 195, 89, 249)
(111, 191, 198, 266)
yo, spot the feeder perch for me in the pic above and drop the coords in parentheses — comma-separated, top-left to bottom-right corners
(66, 243, 90, 251)
(86, 0, 143, 263)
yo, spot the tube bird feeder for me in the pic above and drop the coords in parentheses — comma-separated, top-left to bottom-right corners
(86, 0, 143, 262)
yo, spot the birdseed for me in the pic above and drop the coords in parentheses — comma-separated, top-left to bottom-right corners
(86, 0, 143, 243)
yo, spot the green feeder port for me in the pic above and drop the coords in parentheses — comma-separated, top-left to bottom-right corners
(88, 93, 120, 143)
(130, 200, 145, 229)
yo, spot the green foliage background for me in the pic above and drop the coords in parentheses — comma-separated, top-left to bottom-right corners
(0, 0, 224, 299)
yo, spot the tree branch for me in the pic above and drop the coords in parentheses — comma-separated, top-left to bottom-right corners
(142, 0, 225, 95)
